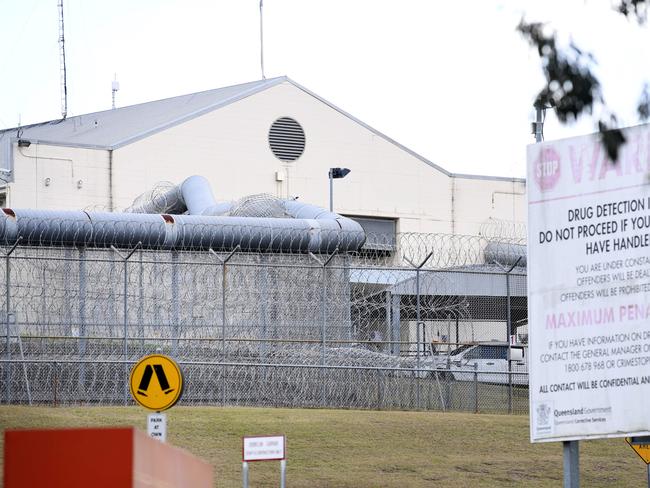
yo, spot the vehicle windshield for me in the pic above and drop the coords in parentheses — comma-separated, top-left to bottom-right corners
(449, 344, 473, 356)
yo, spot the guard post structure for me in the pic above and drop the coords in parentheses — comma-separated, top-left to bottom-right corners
(242, 435, 286, 488)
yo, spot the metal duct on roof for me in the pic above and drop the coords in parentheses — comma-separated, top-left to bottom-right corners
(0, 210, 364, 252)
(179, 175, 219, 215)
(0, 176, 366, 252)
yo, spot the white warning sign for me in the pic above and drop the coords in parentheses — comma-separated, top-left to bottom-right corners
(528, 123, 650, 442)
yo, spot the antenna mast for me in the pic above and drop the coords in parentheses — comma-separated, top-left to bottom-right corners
(259, 0, 266, 79)
(58, 0, 68, 119)
(111, 74, 120, 109)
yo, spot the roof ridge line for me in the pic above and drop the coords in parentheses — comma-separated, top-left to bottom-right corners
(0, 76, 287, 135)
(283, 77, 526, 181)
(110, 77, 287, 148)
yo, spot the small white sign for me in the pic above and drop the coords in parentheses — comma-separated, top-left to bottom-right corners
(147, 412, 167, 442)
(243, 435, 285, 462)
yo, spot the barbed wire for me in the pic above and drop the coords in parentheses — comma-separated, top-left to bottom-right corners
(0, 214, 525, 268)
(479, 218, 527, 242)
(0, 230, 528, 412)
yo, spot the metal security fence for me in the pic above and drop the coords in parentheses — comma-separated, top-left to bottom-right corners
(1, 359, 529, 413)
(0, 230, 528, 413)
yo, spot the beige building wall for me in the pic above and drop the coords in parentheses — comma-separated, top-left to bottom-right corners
(9, 143, 110, 209)
(113, 82, 456, 233)
(452, 176, 527, 237)
(7, 81, 526, 237)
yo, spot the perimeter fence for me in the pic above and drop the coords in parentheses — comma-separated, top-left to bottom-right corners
(0, 226, 528, 414)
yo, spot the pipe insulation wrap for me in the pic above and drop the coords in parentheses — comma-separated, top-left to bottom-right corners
(0, 209, 365, 252)
(123, 186, 185, 215)
(0, 175, 366, 252)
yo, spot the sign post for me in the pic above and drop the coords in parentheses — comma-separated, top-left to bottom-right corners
(242, 435, 286, 488)
(527, 124, 650, 485)
(129, 353, 184, 442)
(626, 436, 650, 487)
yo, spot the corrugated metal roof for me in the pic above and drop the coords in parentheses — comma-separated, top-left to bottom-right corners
(0, 77, 286, 150)
(389, 265, 527, 297)
(349, 265, 527, 297)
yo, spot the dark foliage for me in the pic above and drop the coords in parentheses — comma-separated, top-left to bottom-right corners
(518, 1, 650, 162)
(616, 0, 648, 23)
(598, 120, 628, 162)
(638, 84, 650, 121)
(518, 21, 602, 123)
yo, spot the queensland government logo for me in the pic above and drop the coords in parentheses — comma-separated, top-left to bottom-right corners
(535, 402, 553, 435)
(533, 147, 561, 192)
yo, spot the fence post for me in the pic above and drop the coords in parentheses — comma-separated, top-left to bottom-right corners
(473, 362, 479, 414)
(495, 257, 522, 415)
(16, 335, 31, 405)
(64, 248, 72, 336)
(3, 237, 21, 404)
(78, 248, 87, 399)
(259, 255, 269, 398)
(53, 361, 58, 407)
(210, 246, 240, 407)
(404, 252, 433, 410)
(309, 249, 338, 407)
(138, 250, 144, 353)
(171, 251, 179, 356)
(111, 242, 142, 406)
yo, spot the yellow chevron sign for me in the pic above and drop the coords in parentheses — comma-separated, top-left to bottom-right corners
(129, 354, 183, 411)
(626, 436, 650, 464)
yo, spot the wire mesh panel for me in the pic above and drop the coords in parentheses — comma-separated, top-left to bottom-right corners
(0, 228, 528, 414)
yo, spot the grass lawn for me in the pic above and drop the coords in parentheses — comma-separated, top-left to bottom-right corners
(0, 406, 646, 487)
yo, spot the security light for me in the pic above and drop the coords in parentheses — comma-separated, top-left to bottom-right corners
(329, 168, 351, 179)
(328, 167, 351, 211)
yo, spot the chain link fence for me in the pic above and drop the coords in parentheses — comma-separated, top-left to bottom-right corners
(0, 228, 528, 413)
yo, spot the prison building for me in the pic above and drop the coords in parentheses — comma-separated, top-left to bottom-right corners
(0, 76, 525, 241)
(0, 78, 529, 409)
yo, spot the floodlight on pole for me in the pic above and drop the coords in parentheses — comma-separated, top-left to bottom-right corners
(328, 167, 351, 212)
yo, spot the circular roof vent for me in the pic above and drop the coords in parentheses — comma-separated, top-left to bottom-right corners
(268, 117, 305, 162)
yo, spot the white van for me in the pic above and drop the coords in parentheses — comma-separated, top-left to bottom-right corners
(433, 342, 528, 385)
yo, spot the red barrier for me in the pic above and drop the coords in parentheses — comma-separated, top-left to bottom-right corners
(4, 427, 213, 488)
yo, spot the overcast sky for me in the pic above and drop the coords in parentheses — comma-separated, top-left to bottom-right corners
(1, 0, 648, 177)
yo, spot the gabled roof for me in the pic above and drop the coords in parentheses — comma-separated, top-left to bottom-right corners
(0, 76, 525, 182)
(0, 77, 285, 150)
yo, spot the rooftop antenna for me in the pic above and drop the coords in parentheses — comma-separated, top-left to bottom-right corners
(111, 74, 120, 109)
(259, 0, 266, 79)
(57, 0, 68, 119)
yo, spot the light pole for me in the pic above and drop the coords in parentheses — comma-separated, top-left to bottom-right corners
(328, 167, 350, 212)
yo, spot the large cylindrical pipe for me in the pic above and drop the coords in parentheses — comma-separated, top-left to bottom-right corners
(85, 212, 176, 248)
(3, 175, 366, 252)
(484, 241, 527, 267)
(180, 175, 218, 215)
(0, 208, 366, 253)
(6, 210, 93, 247)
